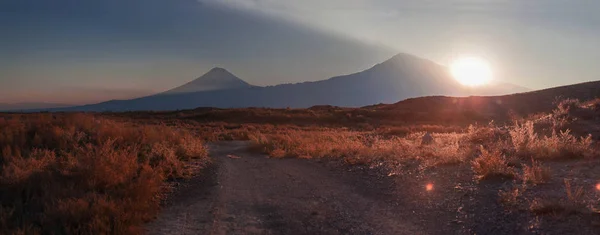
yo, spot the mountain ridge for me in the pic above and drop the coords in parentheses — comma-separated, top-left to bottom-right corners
(48, 53, 529, 111)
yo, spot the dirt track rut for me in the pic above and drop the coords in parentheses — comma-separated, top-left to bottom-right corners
(146, 141, 458, 235)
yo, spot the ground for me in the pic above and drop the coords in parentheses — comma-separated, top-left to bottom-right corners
(145, 141, 600, 235)
(148, 142, 452, 235)
(3, 95, 600, 234)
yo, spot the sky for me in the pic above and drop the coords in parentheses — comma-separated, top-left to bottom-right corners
(1, 0, 599, 104)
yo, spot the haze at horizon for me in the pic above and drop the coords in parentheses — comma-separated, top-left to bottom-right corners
(1, 0, 599, 104)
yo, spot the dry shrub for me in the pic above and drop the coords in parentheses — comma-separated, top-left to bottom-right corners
(499, 186, 524, 207)
(530, 198, 568, 215)
(0, 113, 209, 234)
(465, 122, 504, 146)
(250, 129, 471, 167)
(530, 179, 589, 215)
(471, 146, 515, 181)
(509, 121, 593, 160)
(416, 133, 470, 166)
(250, 130, 380, 161)
(552, 98, 598, 123)
(176, 135, 210, 161)
(509, 121, 538, 154)
(378, 125, 462, 137)
(553, 99, 581, 119)
(523, 160, 551, 185)
(564, 179, 586, 206)
(269, 149, 287, 158)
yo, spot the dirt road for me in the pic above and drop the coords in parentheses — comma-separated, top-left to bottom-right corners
(146, 141, 471, 235)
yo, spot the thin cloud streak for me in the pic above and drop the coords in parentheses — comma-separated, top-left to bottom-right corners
(210, 0, 600, 89)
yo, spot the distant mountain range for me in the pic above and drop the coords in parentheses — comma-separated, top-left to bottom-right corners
(34, 53, 529, 112)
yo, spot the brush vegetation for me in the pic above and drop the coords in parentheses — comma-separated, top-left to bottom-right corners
(1, 97, 598, 233)
(0, 113, 208, 234)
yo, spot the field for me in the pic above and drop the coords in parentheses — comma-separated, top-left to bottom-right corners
(1, 97, 600, 234)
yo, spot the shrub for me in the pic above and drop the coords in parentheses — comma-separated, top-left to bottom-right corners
(269, 149, 287, 158)
(0, 113, 208, 234)
(509, 121, 537, 155)
(499, 187, 524, 207)
(530, 179, 588, 215)
(250, 129, 471, 168)
(523, 160, 551, 185)
(553, 98, 581, 118)
(509, 121, 593, 160)
(465, 122, 504, 146)
(471, 146, 515, 181)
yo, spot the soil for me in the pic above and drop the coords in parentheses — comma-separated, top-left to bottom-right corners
(146, 141, 600, 235)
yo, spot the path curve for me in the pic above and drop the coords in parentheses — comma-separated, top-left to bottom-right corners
(146, 141, 458, 235)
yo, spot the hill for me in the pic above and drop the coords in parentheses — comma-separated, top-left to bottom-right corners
(376, 80, 600, 122)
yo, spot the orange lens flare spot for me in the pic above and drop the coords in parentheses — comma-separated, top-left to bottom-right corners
(596, 183, 600, 191)
(426, 183, 434, 191)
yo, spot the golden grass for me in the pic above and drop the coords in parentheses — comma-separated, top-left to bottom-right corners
(523, 160, 552, 185)
(529, 179, 589, 215)
(247, 101, 596, 174)
(0, 113, 209, 234)
(250, 129, 470, 166)
(499, 186, 524, 207)
(509, 121, 593, 160)
(471, 146, 516, 181)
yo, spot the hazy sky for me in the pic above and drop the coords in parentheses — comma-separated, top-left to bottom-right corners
(1, 0, 599, 104)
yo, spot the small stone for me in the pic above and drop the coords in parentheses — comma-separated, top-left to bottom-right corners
(421, 132, 434, 145)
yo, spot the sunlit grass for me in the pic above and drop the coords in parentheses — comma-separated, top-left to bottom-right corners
(0, 113, 209, 234)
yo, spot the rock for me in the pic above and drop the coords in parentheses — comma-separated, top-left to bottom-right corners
(421, 132, 434, 145)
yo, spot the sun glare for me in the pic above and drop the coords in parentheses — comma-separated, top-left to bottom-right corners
(450, 57, 493, 87)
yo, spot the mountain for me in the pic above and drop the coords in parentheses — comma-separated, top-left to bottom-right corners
(0, 102, 72, 112)
(51, 53, 529, 112)
(163, 67, 253, 94)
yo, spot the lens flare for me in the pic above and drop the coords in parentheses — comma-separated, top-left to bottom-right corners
(450, 56, 493, 87)
(596, 183, 600, 191)
(426, 183, 434, 191)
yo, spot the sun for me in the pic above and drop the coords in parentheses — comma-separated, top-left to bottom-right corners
(450, 57, 493, 87)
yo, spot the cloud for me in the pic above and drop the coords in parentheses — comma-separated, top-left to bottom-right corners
(207, 0, 600, 89)
(0, 87, 157, 104)
(208, 0, 600, 42)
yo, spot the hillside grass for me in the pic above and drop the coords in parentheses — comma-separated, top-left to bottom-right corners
(248, 99, 597, 178)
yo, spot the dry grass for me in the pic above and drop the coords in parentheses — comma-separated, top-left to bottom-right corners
(249, 130, 469, 166)
(0, 113, 209, 234)
(529, 179, 590, 215)
(471, 146, 516, 181)
(509, 121, 594, 160)
(499, 186, 525, 207)
(523, 160, 552, 185)
(564, 179, 586, 207)
(62, 97, 597, 231)
(246, 100, 596, 175)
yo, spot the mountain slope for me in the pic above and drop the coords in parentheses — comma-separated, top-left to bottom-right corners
(372, 80, 600, 123)
(54, 53, 528, 111)
(163, 68, 253, 94)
